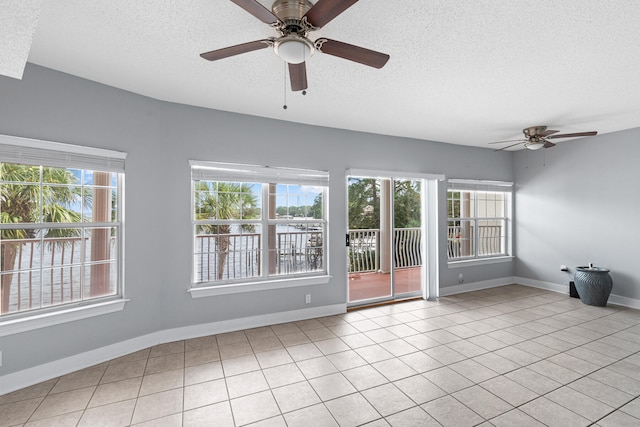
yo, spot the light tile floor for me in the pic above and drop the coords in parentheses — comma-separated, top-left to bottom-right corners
(3, 285, 640, 426)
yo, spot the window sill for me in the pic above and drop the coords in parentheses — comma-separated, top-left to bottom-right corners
(448, 256, 513, 269)
(0, 298, 129, 338)
(189, 275, 332, 298)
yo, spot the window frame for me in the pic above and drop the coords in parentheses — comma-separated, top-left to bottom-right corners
(189, 161, 330, 297)
(0, 134, 127, 337)
(447, 179, 513, 266)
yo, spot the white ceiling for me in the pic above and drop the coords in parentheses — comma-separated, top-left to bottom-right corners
(23, 0, 640, 148)
(0, 0, 43, 79)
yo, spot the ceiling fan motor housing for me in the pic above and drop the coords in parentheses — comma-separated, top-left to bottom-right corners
(272, 0, 313, 23)
(523, 126, 547, 138)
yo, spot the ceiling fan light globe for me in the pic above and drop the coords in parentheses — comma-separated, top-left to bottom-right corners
(525, 141, 545, 150)
(274, 36, 314, 64)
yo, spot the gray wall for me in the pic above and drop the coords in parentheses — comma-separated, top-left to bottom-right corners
(513, 128, 640, 300)
(0, 64, 513, 376)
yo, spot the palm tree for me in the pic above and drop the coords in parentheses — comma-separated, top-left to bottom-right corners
(0, 164, 82, 314)
(194, 181, 259, 280)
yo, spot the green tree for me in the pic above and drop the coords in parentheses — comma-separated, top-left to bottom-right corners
(393, 180, 421, 228)
(447, 191, 462, 232)
(309, 194, 323, 219)
(0, 164, 82, 314)
(348, 177, 379, 230)
(448, 191, 461, 218)
(349, 178, 425, 229)
(194, 181, 260, 280)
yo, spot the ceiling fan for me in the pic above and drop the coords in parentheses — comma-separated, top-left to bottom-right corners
(200, 0, 390, 92)
(490, 126, 598, 151)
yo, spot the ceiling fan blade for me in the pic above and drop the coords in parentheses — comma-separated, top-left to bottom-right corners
(543, 140, 556, 148)
(547, 131, 597, 139)
(304, 0, 359, 28)
(289, 62, 308, 91)
(200, 40, 271, 61)
(230, 0, 280, 24)
(539, 129, 559, 137)
(316, 39, 389, 68)
(493, 142, 524, 151)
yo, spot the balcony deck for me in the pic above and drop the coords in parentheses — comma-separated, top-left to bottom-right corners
(348, 267, 422, 303)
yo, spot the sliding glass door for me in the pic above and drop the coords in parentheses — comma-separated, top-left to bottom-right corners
(393, 178, 423, 298)
(347, 175, 424, 305)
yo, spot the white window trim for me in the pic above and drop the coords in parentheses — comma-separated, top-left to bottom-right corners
(189, 275, 332, 298)
(0, 134, 127, 329)
(0, 298, 128, 337)
(446, 179, 513, 266)
(448, 256, 513, 268)
(190, 161, 330, 291)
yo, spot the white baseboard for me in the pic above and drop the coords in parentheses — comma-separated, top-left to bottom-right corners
(439, 276, 640, 310)
(606, 294, 640, 310)
(439, 277, 517, 296)
(514, 276, 640, 310)
(0, 303, 346, 395)
(439, 276, 571, 298)
(513, 276, 570, 294)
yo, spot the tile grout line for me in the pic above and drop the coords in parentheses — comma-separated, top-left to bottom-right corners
(7, 285, 640, 426)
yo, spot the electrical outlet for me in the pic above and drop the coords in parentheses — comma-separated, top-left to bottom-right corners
(561, 265, 568, 272)
(458, 273, 464, 284)
(305, 294, 311, 304)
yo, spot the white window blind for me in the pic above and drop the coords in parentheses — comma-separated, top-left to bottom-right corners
(0, 134, 126, 173)
(190, 160, 329, 186)
(448, 179, 513, 192)
(347, 168, 445, 181)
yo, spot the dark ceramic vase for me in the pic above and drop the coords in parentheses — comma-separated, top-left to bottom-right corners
(573, 266, 613, 307)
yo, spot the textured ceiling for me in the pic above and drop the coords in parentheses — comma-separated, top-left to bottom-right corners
(0, 0, 43, 79)
(24, 0, 640, 148)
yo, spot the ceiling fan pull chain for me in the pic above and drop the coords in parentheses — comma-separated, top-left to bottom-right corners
(283, 62, 288, 110)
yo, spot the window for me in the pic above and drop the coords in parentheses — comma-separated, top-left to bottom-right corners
(0, 136, 125, 320)
(191, 161, 328, 289)
(447, 179, 512, 262)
